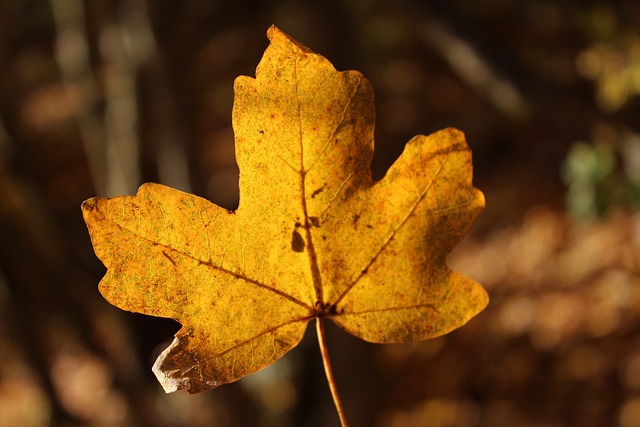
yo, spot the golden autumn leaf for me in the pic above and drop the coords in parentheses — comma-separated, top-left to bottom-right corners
(82, 26, 487, 395)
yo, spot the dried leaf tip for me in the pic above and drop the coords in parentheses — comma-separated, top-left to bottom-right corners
(152, 338, 224, 394)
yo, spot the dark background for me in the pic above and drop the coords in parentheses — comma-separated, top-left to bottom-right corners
(1, 1, 640, 426)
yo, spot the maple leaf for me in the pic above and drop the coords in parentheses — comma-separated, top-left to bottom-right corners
(82, 26, 487, 395)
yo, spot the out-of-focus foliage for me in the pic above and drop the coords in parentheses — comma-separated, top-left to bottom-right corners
(576, 37, 640, 113)
(562, 140, 615, 218)
(563, 123, 640, 219)
(575, 5, 640, 113)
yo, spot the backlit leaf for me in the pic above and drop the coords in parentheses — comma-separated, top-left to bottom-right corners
(82, 26, 487, 394)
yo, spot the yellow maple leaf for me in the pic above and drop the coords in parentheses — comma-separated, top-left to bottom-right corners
(82, 26, 487, 400)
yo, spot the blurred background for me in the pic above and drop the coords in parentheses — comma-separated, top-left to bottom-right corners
(1, 0, 640, 426)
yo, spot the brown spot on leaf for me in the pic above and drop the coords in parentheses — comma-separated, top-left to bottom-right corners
(162, 251, 177, 266)
(291, 229, 305, 252)
(308, 216, 320, 227)
(82, 200, 97, 212)
(311, 185, 326, 198)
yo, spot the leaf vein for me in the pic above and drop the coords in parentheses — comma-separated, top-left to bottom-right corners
(200, 316, 312, 363)
(334, 302, 439, 317)
(305, 74, 362, 173)
(334, 155, 452, 305)
(108, 218, 314, 311)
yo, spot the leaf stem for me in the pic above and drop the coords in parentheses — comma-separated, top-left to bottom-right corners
(316, 317, 350, 427)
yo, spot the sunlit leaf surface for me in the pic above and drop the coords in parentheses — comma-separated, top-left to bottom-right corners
(82, 26, 487, 394)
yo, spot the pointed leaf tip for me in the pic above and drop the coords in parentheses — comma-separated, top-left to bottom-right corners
(266, 25, 313, 53)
